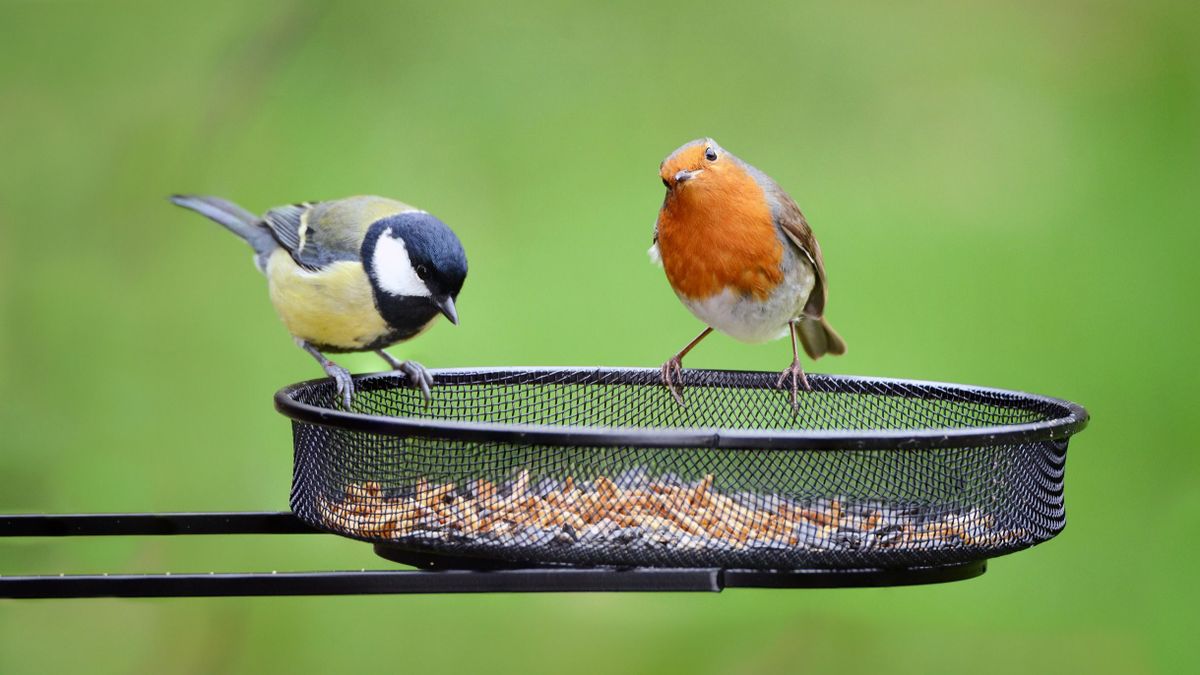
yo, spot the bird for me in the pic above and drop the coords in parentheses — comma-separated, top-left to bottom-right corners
(648, 138, 845, 410)
(171, 194, 467, 408)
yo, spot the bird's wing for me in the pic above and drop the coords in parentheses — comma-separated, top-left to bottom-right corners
(768, 186, 828, 318)
(263, 196, 418, 272)
(262, 201, 334, 272)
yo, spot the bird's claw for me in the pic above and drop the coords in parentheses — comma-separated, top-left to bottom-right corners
(323, 361, 356, 410)
(396, 360, 434, 402)
(660, 357, 686, 406)
(775, 359, 812, 416)
(376, 350, 433, 402)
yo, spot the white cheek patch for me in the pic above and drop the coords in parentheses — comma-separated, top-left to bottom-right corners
(372, 230, 431, 297)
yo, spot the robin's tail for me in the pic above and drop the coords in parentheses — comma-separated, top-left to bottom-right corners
(170, 194, 278, 270)
(798, 316, 847, 360)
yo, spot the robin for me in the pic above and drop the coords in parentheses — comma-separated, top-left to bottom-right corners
(649, 138, 846, 409)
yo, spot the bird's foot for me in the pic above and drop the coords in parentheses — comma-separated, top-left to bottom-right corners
(660, 356, 686, 406)
(775, 358, 812, 415)
(376, 350, 433, 401)
(396, 360, 434, 402)
(321, 360, 356, 410)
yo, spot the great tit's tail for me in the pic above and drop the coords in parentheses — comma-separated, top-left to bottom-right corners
(170, 194, 278, 270)
(798, 316, 847, 360)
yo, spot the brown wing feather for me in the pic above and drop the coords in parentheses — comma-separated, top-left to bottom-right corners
(771, 192, 828, 318)
(770, 192, 847, 356)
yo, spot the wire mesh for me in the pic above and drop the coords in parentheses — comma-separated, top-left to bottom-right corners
(278, 368, 1085, 569)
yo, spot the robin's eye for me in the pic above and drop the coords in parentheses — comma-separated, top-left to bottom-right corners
(415, 264, 429, 279)
(704, 147, 718, 161)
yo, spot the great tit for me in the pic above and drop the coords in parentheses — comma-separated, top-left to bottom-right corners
(170, 194, 467, 407)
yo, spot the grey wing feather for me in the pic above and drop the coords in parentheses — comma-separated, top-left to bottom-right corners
(262, 202, 341, 272)
(263, 203, 305, 253)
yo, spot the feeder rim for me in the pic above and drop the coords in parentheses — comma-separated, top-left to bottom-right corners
(273, 367, 1089, 451)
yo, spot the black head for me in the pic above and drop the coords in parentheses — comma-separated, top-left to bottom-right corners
(361, 211, 468, 332)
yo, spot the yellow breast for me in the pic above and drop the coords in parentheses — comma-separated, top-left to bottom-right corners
(265, 249, 390, 351)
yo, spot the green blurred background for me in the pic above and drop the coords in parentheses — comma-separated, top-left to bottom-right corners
(1, 1, 1197, 672)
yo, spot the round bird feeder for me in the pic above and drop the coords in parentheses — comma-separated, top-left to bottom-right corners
(277, 367, 1088, 574)
(0, 367, 1088, 597)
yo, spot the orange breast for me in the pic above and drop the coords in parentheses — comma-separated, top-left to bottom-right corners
(656, 169, 783, 301)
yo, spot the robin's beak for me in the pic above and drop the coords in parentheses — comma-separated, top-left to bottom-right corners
(433, 294, 459, 325)
(674, 169, 702, 184)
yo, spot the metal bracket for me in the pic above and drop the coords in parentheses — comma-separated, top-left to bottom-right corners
(0, 512, 986, 598)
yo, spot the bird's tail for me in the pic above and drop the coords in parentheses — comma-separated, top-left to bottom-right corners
(798, 316, 847, 360)
(170, 195, 278, 267)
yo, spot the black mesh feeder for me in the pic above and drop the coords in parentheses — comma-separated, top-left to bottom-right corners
(0, 366, 1088, 597)
(276, 367, 1089, 580)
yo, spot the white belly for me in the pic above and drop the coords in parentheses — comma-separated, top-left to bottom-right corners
(679, 258, 815, 344)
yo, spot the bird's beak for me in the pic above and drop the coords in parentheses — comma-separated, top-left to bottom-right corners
(433, 294, 459, 325)
(674, 169, 702, 184)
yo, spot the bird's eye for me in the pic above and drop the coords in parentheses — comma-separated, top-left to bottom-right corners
(415, 264, 429, 279)
(704, 147, 718, 161)
(662, 177, 670, 188)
